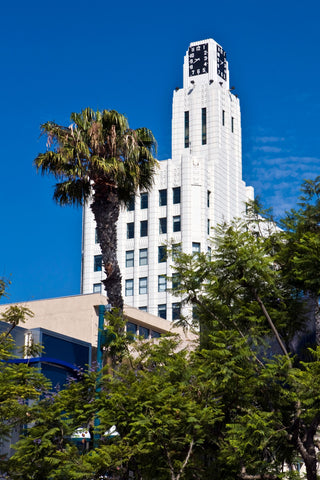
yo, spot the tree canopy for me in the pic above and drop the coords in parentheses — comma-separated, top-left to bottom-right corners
(34, 108, 158, 309)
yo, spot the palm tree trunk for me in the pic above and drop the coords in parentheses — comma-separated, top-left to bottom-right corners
(91, 183, 123, 310)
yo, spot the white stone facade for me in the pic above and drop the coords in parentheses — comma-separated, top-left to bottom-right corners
(81, 38, 253, 321)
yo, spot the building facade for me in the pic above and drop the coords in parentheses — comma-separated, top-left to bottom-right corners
(81, 38, 254, 320)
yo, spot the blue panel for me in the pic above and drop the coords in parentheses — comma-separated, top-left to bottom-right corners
(42, 333, 89, 368)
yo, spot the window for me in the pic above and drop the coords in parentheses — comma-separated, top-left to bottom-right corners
(202, 107, 207, 145)
(172, 243, 181, 260)
(125, 250, 134, 268)
(172, 302, 181, 320)
(192, 242, 201, 253)
(173, 187, 181, 204)
(139, 277, 148, 295)
(159, 217, 167, 234)
(140, 192, 148, 209)
(127, 222, 134, 239)
(158, 275, 167, 292)
(222, 109, 225, 126)
(173, 215, 181, 232)
(159, 189, 167, 206)
(193, 306, 199, 320)
(126, 322, 137, 335)
(139, 306, 147, 312)
(158, 245, 167, 263)
(172, 273, 180, 289)
(207, 246, 212, 259)
(151, 330, 161, 338)
(231, 116, 234, 133)
(184, 111, 189, 148)
(139, 326, 150, 339)
(158, 304, 167, 319)
(207, 190, 211, 207)
(125, 279, 134, 296)
(93, 283, 102, 293)
(95, 228, 99, 244)
(94, 255, 102, 272)
(127, 196, 135, 211)
(139, 248, 148, 266)
(140, 220, 148, 237)
(208, 219, 210, 235)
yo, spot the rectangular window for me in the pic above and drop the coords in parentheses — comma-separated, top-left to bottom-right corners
(207, 246, 212, 259)
(127, 196, 135, 211)
(125, 279, 134, 296)
(139, 248, 148, 266)
(172, 273, 180, 289)
(94, 255, 102, 272)
(158, 275, 167, 292)
(207, 190, 211, 207)
(127, 222, 134, 239)
(140, 220, 148, 237)
(139, 277, 148, 295)
(139, 326, 150, 339)
(159, 189, 167, 206)
(172, 243, 181, 260)
(208, 219, 210, 235)
(184, 111, 189, 148)
(158, 304, 167, 320)
(139, 306, 147, 312)
(172, 302, 181, 321)
(151, 330, 161, 338)
(95, 228, 99, 244)
(192, 242, 201, 253)
(126, 322, 137, 335)
(125, 250, 134, 268)
(222, 109, 225, 126)
(173, 215, 181, 232)
(159, 217, 167, 234)
(140, 192, 148, 209)
(93, 283, 102, 293)
(231, 116, 234, 133)
(173, 187, 181, 204)
(202, 107, 207, 145)
(158, 245, 167, 263)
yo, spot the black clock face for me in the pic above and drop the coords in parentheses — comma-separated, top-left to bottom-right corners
(217, 45, 226, 80)
(189, 43, 208, 77)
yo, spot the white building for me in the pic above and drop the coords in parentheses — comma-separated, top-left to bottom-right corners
(81, 38, 254, 320)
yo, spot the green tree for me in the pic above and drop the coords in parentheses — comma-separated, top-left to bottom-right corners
(0, 283, 50, 474)
(34, 108, 157, 309)
(277, 177, 320, 346)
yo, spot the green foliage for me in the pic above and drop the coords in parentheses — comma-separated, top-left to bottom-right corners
(0, 285, 50, 475)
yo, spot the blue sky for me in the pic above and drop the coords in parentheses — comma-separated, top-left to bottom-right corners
(1, 0, 319, 303)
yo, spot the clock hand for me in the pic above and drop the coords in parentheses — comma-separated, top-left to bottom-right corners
(193, 58, 200, 64)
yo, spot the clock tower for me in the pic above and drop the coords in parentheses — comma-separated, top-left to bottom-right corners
(81, 39, 254, 322)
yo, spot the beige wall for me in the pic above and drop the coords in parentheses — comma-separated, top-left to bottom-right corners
(0, 294, 196, 348)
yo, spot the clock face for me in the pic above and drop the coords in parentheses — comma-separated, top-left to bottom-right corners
(189, 43, 208, 77)
(217, 45, 226, 80)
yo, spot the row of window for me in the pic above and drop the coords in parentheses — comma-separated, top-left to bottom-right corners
(127, 187, 181, 211)
(184, 108, 234, 148)
(125, 274, 180, 296)
(127, 215, 181, 239)
(94, 242, 206, 273)
(126, 322, 161, 339)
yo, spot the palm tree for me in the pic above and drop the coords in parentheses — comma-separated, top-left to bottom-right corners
(35, 108, 158, 309)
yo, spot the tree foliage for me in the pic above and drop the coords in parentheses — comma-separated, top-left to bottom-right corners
(5, 179, 320, 479)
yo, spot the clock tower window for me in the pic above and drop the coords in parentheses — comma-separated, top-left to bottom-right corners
(202, 108, 207, 145)
(184, 111, 189, 148)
